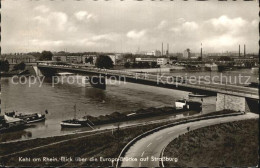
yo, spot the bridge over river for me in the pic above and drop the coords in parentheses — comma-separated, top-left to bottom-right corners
(36, 64, 259, 113)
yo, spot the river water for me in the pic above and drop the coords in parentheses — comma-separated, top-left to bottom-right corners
(1, 68, 256, 142)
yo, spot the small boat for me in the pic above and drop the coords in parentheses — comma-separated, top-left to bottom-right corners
(188, 92, 208, 98)
(0, 115, 26, 132)
(5, 111, 45, 124)
(60, 104, 94, 128)
(60, 118, 89, 128)
(175, 99, 189, 110)
(175, 99, 202, 111)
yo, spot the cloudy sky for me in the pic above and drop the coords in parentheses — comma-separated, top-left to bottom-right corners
(2, 1, 258, 54)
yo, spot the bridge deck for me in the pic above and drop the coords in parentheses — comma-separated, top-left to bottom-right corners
(37, 65, 259, 100)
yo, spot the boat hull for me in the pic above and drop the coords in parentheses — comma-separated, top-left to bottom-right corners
(26, 117, 46, 124)
(189, 94, 208, 98)
(60, 122, 82, 128)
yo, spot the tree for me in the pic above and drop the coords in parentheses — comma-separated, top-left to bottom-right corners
(85, 56, 94, 64)
(124, 62, 131, 68)
(143, 62, 150, 68)
(132, 62, 138, 68)
(13, 62, 26, 71)
(0, 60, 10, 72)
(95, 55, 114, 69)
(137, 62, 144, 68)
(151, 62, 157, 68)
(40, 51, 53, 61)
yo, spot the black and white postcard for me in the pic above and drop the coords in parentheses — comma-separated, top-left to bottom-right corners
(0, 0, 259, 167)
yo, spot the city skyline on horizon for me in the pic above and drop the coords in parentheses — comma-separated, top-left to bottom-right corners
(2, 1, 258, 54)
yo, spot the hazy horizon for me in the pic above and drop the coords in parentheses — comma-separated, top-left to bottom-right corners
(2, 1, 259, 54)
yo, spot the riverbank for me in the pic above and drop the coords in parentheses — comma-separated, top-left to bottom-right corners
(163, 118, 258, 167)
(0, 106, 199, 142)
(0, 110, 237, 167)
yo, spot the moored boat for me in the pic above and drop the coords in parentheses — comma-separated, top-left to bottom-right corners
(60, 104, 94, 128)
(5, 111, 46, 124)
(175, 99, 202, 111)
(60, 118, 87, 128)
(0, 115, 26, 132)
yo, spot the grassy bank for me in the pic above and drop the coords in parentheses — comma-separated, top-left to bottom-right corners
(0, 121, 171, 167)
(0, 110, 237, 167)
(164, 119, 259, 167)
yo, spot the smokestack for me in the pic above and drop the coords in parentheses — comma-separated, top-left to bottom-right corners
(162, 42, 164, 56)
(201, 43, 203, 60)
(239, 45, 240, 57)
(167, 43, 169, 57)
(244, 44, 246, 57)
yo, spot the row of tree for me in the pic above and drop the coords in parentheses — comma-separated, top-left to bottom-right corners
(0, 61, 25, 72)
(0, 60, 9, 72)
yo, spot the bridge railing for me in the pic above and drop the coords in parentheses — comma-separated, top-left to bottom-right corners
(38, 65, 258, 98)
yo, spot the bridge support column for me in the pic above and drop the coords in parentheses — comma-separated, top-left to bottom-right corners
(32, 65, 43, 76)
(216, 93, 250, 112)
(89, 76, 106, 90)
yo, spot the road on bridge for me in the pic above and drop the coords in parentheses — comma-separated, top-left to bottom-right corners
(120, 112, 258, 167)
(37, 65, 259, 99)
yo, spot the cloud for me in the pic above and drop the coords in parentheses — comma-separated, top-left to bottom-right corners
(205, 35, 239, 48)
(251, 19, 258, 27)
(29, 39, 64, 46)
(157, 20, 168, 29)
(33, 12, 68, 31)
(92, 33, 120, 42)
(182, 21, 199, 30)
(74, 11, 97, 22)
(177, 18, 186, 23)
(170, 21, 198, 33)
(2, 1, 258, 53)
(126, 30, 146, 39)
(34, 5, 50, 13)
(204, 15, 248, 36)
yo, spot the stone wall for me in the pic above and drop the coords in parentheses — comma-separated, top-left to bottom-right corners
(216, 93, 249, 112)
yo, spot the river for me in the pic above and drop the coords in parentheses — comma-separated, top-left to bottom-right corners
(1, 70, 237, 142)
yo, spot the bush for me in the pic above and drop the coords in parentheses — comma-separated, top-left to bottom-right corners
(124, 62, 131, 68)
(95, 55, 114, 69)
(0, 60, 10, 72)
(13, 62, 26, 71)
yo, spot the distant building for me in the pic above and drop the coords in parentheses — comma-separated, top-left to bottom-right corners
(183, 49, 191, 59)
(52, 55, 82, 63)
(157, 58, 169, 65)
(52, 55, 98, 64)
(145, 50, 161, 57)
(234, 57, 259, 67)
(1, 54, 36, 64)
(135, 57, 157, 63)
(52, 55, 67, 62)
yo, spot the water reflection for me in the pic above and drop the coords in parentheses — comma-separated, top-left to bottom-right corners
(1, 75, 216, 142)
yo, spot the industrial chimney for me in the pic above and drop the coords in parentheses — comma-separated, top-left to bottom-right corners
(239, 45, 240, 57)
(167, 43, 169, 57)
(162, 42, 164, 56)
(244, 44, 246, 57)
(200, 43, 203, 60)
